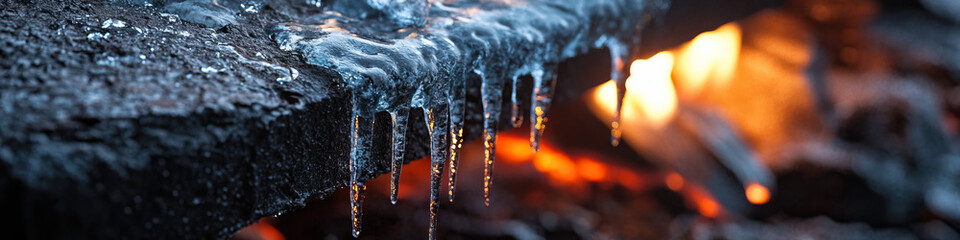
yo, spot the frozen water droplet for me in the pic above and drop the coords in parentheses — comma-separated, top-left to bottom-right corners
(510, 74, 524, 128)
(278, 67, 300, 83)
(290, 68, 300, 80)
(447, 78, 465, 203)
(389, 108, 410, 204)
(306, 0, 323, 8)
(478, 69, 504, 207)
(424, 106, 449, 240)
(160, 13, 179, 23)
(86, 32, 110, 41)
(348, 98, 374, 238)
(606, 39, 628, 147)
(241, 1, 263, 13)
(200, 66, 223, 73)
(350, 181, 365, 238)
(529, 65, 556, 152)
(364, 0, 430, 27)
(101, 18, 127, 29)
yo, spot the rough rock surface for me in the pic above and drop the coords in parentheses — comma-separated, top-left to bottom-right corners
(0, 1, 396, 238)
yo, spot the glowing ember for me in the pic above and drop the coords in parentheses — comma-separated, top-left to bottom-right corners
(745, 182, 771, 205)
(495, 133, 652, 190)
(577, 158, 608, 182)
(497, 133, 537, 162)
(687, 186, 722, 218)
(232, 220, 285, 240)
(665, 172, 684, 191)
(533, 146, 579, 183)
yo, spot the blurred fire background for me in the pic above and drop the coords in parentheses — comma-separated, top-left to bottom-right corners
(233, 0, 960, 239)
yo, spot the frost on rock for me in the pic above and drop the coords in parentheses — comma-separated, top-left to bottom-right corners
(101, 18, 127, 29)
(269, 0, 670, 237)
(365, 0, 430, 27)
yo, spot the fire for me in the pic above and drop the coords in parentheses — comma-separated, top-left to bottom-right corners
(576, 158, 608, 182)
(745, 182, 771, 205)
(232, 220, 285, 240)
(688, 187, 722, 218)
(532, 146, 578, 183)
(495, 133, 651, 190)
(497, 133, 536, 162)
(592, 52, 678, 128)
(586, 22, 748, 218)
(625, 52, 679, 127)
(673, 23, 742, 96)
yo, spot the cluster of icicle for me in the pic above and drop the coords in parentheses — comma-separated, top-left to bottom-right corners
(272, 0, 669, 238)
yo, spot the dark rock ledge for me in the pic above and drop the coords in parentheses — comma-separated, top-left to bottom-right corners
(0, 0, 774, 238)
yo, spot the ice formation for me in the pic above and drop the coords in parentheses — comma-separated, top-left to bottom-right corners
(270, 0, 670, 238)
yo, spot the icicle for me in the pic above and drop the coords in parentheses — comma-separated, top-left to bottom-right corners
(447, 76, 465, 203)
(389, 107, 410, 204)
(529, 65, 556, 152)
(478, 68, 504, 206)
(349, 180, 365, 238)
(348, 99, 374, 238)
(424, 105, 449, 240)
(509, 74, 523, 128)
(607, 40, 629, 147)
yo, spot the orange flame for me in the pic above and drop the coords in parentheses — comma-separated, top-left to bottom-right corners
(577, 158, 608, 182)
(495, 133, 649, 191)
(674, 23, 742, 96)
(686, 186, 722, 218)
(592, 52, 679, 129)
(233, 220, 285, 240)
(498, 133, 537, 162)
(585, 22, 744, 219)
(533, 146, 579, 183)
